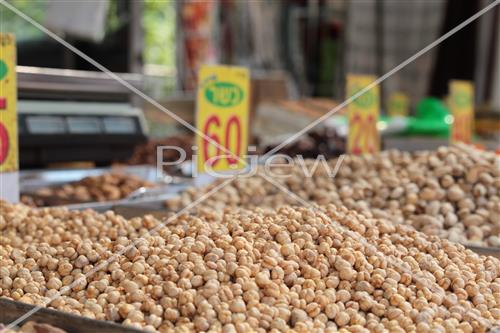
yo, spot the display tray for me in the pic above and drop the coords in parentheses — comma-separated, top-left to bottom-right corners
(23, 182, 187, 209)
(64, 195, 178, 219)
(0, 298, 143, 333)
(20, 165, 170, 191)
(20, 165, 194, 209)
(465, 245, 500, 259)
(59, 175, 215, 216)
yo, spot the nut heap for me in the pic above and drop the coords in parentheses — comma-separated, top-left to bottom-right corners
(1, 201, 500, 332)
(21, 173, 155, 207)
(167, 144, 500, 247)
(0, 203, 160, 250)
(259, 127, 345, 159)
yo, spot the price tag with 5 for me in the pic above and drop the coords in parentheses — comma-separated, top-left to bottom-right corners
(196, 65, 250, 173)
(346, 75, 380, 155)
(449, 80, 474, 144)
(388, 92, 409, 117)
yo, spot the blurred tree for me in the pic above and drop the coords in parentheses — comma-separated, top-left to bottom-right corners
(0, 0, 46, 41)
(143, 0, 175, 68)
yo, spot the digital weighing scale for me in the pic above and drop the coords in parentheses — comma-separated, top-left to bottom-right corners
(17, 66, 148, 168)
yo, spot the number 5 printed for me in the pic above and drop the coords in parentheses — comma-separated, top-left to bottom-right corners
(350, 113, 378, 155)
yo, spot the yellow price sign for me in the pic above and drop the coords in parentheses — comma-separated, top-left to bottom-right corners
(196, 65, 250, 173)
(449, 80, 474, 144)
(0, 33, 18, 173)
(388, 92, 409, 117)
(346, 74, 380, 155)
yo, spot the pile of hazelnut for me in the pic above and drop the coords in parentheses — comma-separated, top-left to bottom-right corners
(21, 173, 155, 207)
(1, 201, 499, 332)
(167, 144, 500, 247)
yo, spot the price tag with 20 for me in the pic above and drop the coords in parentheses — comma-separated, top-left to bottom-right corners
(346, 74, 380, 155)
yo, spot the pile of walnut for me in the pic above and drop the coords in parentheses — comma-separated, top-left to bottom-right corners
(167, 144, 500, 247)
(21, 173, 155, 207)
(1, 201, 500, 332)
(125, 135, 194, 170)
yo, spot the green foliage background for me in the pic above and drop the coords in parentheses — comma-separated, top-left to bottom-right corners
(0, 0, 176, 69)
(0, 0, 46, 40)
(143, 0, 176, 69)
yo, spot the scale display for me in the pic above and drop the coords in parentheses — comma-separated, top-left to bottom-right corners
(22, 115, 141, 136)
(26, 116, 66, 134)
(18, 100, 148, 167)
(103, 116, 137, 134)
(67, 117, 102, 134)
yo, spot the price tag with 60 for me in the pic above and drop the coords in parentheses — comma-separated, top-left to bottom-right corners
(196, 65, 250, 173)
(346, 74, 380, 155)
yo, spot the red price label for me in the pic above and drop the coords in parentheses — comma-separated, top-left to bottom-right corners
(202, 115, 241, 167)
(0, 123, 9, 164)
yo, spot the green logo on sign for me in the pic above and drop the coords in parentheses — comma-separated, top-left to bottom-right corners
(454, 91, 470, 108)
(0, 60, 7, 80)
(390, 100, 404, 110)
(205, 81, 244, 108)
(352, 85, 375, 108)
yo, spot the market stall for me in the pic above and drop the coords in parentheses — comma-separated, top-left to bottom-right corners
(1, 1, 500, 332)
